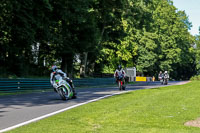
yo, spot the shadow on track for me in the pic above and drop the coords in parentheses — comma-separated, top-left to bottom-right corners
(0, 81, 184, 112)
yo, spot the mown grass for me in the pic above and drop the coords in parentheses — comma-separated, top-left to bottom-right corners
(7, 81, 200, 133)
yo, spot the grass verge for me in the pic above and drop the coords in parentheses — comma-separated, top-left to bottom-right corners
(7, 81, 200, 133)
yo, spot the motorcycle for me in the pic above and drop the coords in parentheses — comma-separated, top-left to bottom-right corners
(54, 76, 74, 100)
(163, 75, 168, 85)
(117, 75, 126, 91)
(159, 77, 163, 85)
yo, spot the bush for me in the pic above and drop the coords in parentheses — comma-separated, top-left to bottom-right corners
(190, 75, 200, 81)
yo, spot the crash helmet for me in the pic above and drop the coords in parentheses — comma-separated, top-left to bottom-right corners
(52, 65, 58, 72)
(164, 71, 168, 74)
(118, 65, 122, 70)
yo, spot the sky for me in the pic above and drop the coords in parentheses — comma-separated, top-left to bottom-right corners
(172, 0, 200, 36)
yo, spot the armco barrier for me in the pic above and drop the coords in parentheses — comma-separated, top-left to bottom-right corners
(0, 78, 116, 92)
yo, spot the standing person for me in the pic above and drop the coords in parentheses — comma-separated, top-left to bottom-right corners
(152, 76, 155, 82)
(50, 65, 77, 98)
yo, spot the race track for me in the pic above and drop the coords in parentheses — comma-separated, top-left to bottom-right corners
(0, 81, 189, 132)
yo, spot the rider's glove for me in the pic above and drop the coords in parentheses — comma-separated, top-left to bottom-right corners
(63, 76, 68, 80)
(64, 77, 71, 82)
(53, 83, 57, 88)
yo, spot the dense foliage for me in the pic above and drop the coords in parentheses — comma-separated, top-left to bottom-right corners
(0, 0, 199, 79)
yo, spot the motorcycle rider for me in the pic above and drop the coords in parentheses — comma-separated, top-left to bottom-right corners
(114, 65, 126, 82)
(164, 71, 169, 79)
(50, 65, 77, 98)
(162, 71, 169, 85)
(158, 71, 163, 81)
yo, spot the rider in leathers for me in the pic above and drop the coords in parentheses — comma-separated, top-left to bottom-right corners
(114, 65, 126, 82)
(158, 71, 163, 80)
(50, 65, 77, 98)
(163, 71, 169, 79)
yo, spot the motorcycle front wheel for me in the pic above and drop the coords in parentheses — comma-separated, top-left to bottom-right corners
(122, 84, 126, 90)
(163, 80, 167, 85)
(58, 87, 69, 100)
(118, 81, 122, 90)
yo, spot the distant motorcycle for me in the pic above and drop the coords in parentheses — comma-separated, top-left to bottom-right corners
(163, 75, 168, 85)
(54, 76, 74, 100)
(117, 75, 126, 91)
(159, 77, 163, 85)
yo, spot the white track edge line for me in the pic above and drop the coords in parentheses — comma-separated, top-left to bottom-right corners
(0, 90, 131, 133)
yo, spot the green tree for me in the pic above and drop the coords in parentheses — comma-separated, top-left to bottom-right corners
(0, 0, 13, 76)
(151, 0, 195, 79)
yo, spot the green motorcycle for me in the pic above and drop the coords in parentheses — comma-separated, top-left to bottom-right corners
(55, 76, 74, 100)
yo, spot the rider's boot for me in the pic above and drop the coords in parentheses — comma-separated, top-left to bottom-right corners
(71, 83, 77, 98)
(53, 88, 57, 92)
(68, 80, 77, 99)
(72, 88, 77, 99)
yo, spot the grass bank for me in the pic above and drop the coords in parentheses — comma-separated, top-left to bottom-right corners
(8, 81, 200, 133)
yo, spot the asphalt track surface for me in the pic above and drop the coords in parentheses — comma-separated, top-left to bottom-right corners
(0, 81, 189, 132)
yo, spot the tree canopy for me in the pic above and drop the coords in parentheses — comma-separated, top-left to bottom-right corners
(0, 0, 199, 80)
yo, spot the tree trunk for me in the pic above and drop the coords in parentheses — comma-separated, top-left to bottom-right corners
(80, 52, 88, 77)
(38, 42, 45, 67)
(61, 53, 74, 78)
(83, 52, 88, 77)
(98, 25, 105, 45)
